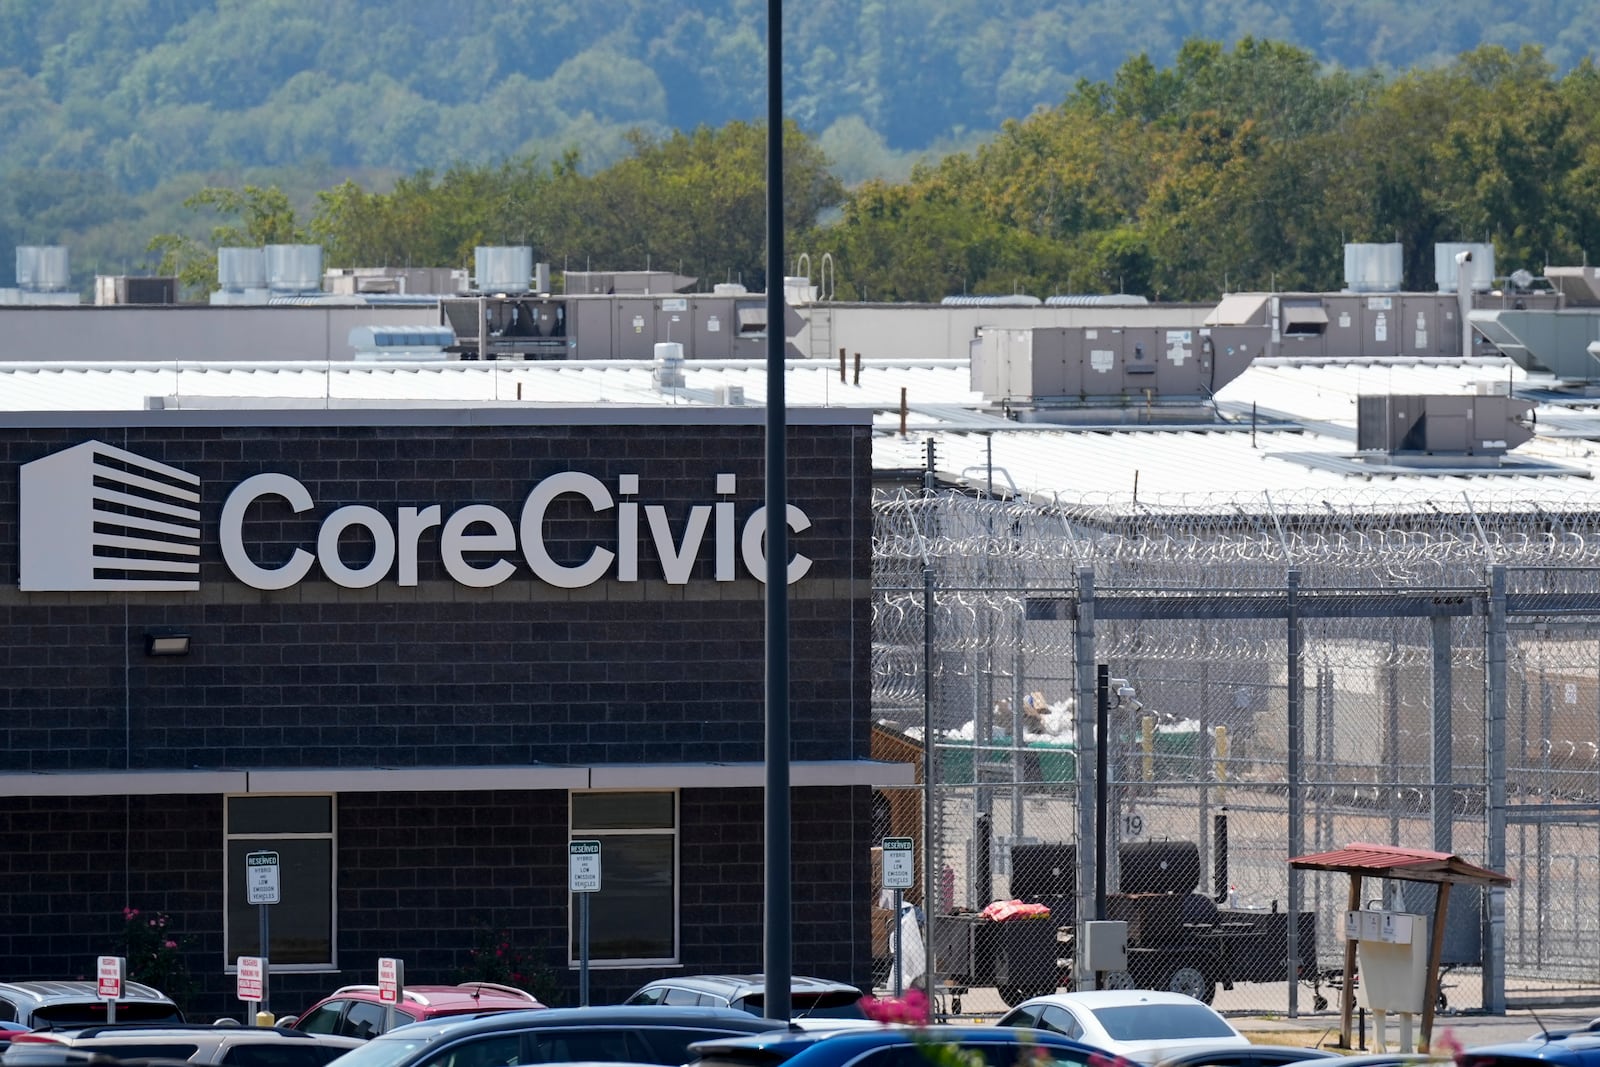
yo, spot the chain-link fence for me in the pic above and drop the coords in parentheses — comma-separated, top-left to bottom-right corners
(871, 487, 1600, 1016)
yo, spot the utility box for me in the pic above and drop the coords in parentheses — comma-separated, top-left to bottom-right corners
(1350, 910, 1429, 1013)
(1080, 920, 1129, 973)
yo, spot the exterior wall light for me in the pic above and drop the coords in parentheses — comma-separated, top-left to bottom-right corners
(145, 631, 191, 656)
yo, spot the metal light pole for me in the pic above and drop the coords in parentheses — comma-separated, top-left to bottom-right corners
(762, 0, 792, 1024)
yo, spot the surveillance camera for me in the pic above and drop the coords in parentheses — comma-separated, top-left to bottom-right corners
(1110, 677, 1130, 690)
(1127, 698, 1144, 712)
(1117, 685, 1136, 699)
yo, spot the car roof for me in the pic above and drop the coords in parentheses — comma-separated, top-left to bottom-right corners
(0, 983, 174, 1006)
(637, 977, 862, 997)
(687, 1023, 1104, 1058)
(368, 1005, 792, 1042)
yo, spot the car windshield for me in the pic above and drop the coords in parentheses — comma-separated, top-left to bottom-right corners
(30, 1004, 183, 1028)
(1089, 1005, 1237, 1041)
(319, 1035, 433, 1067)
(742, 993, 866, 1020)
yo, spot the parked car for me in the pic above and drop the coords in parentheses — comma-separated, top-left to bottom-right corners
(1461, 1032, 1600, 1067)
(683, 1022, 1112, 1067)
(995, 990, 1250, 1065)
(0, 1023, 361, 1067)
(1152, 1046, 1342, 1067)
(0, 1025, 28, 1045)
(283, 984, 546, 1040)
(0, 982, 183, 1031)
(319, 1005, 794, 1067)
(622, 976, 868, 1024)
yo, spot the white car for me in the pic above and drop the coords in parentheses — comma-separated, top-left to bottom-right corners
(995, 989, 1251, 1065)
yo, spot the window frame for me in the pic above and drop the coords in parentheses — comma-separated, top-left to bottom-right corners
(224, 793, 338, 972)
(567, 789, 679, 967)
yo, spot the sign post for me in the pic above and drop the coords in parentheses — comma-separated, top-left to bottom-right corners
(246, 851, 280, 1016)
(236, 956, 265, 1022)
(97, 956, 124, 1024)
(377, 957, 404, 1033)
(882, 838, 915, 996)
(569, 840, 601, 1007)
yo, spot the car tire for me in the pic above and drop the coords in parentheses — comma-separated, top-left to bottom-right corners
(1165, 965, 1216, 1005)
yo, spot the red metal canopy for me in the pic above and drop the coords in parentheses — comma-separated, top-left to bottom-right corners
(1288, 841, 1513, 887)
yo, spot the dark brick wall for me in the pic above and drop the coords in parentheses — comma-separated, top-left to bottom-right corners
(0, 415, 879, 1017)
(0, 788, 874, 1021)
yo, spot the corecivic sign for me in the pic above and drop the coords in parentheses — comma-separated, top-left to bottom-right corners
(18, 440, 812, 593)
(221, 470, 812, 591)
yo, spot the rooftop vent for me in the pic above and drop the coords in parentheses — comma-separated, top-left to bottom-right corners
(941, 294, 1042, 307)
(349, 325, 456, 362)
(16, 245, 70, 292)
(265, 244, 323, 293)
(654, 341, 686, 390)
(475, 246, 533, 294)
(1434, 243, 1495, 293)
(1344, 243, 1403, 293)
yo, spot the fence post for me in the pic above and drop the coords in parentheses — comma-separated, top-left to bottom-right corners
(1484, 565, 1507, 1012)
(1431, 615, 1454, 854)
(1287, 569, 1304, 1017)
(1074, 567, 1097, 989)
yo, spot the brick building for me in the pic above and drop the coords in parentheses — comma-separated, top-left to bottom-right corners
(0, 406, 900, 1019)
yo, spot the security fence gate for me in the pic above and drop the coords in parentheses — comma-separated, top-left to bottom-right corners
(871, 486, 1600, 1015)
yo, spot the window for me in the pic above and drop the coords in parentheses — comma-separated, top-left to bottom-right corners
(226, 795, 335, 968)
(569, 791, 677, 965)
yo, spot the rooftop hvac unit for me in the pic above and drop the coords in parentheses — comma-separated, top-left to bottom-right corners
(1434, 243, 1495, 293)
(1344, 243, 1403, 293)
(16, 245, 70, 292)
(218, 247, 267, 291)
(941, 294, 1043, 307)
(1356, 394, 1534, 456)
(476, 246, 533, 293)
(714, 384, 745, 406)
(264, 244, 323, 292)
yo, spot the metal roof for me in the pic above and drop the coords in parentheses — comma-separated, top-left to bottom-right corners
(1287, 842, 1512, 886)
(5, 353, 1600, 510)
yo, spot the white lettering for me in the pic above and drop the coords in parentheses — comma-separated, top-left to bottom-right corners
(218, 469, 813, 591)
(440, 504, 516, 588)
(519, 471, 615, 588)
(220, 473, 316, 590)
(318, 505, 396, 588)
(646, 505, 711, 584)
(740, 504, 814, 584)
(397, 505, 442, 586)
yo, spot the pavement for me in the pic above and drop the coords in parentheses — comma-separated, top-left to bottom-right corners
(1233, 1007, 1600, 1052)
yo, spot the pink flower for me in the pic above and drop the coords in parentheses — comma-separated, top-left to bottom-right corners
(164, 940, 178, 949)
(1435, 1027, 1465, 1062)
(858, 988, 930, 1026)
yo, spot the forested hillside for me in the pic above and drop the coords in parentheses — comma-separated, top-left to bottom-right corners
(2, 1, 1598, 296)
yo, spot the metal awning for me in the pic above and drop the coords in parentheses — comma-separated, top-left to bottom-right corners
(1289, 841, 1512, 887)
(1288, 842, 1511, 1052)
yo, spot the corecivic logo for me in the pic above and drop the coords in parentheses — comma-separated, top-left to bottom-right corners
(19, 440, 813, 593)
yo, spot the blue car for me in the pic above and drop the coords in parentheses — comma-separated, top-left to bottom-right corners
(686, 1023, 1114, 1067)
(1461, 1031, 1600, 1067)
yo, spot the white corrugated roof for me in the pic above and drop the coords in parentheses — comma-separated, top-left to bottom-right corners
(4, 354, 1599, 506)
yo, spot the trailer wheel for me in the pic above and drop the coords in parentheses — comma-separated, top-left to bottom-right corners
(1101, 970, 1135, 990)
(1165, 964, 1216, 1005)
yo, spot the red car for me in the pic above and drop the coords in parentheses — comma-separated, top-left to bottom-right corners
(284, 982, 546, 1039)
